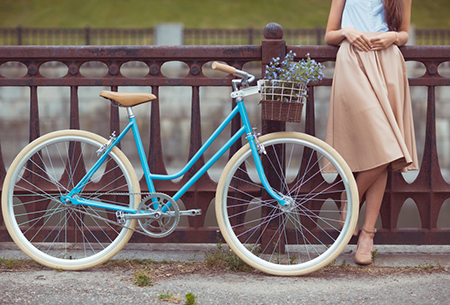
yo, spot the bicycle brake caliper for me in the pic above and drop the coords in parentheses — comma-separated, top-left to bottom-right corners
(96, 131, 116, 157)
(252, 127, 266, 155)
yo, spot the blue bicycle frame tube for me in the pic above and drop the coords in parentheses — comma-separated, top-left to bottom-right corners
(237, 101, 285, 205)
(150, 105, 242, 181)
(64, 96, 286, 212)
(67, 121, 134, 198)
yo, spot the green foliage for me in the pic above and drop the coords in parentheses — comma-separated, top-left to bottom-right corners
(158, 290, 174, 300)
(371, 248, 378, 263)
(417, 261, 444, 271)
(1, 258, 19, 269)
(102, 258, 157, 268)
(184, 292, 198, 305)
(340, 259, 349, 267)
(136, 258, 158, 266)
(203, 237, 253, 272)
(133, 271, 153, 287)
(0, 0, 447, 28)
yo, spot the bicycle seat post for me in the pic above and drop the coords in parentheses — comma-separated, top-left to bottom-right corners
(126, 107, 135, 118)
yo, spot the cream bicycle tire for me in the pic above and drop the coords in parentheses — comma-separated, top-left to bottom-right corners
(2, 130, 140, 270)
(216, 132, 358, 276)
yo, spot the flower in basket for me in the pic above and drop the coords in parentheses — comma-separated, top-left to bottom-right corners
(260, 50, 325, 103)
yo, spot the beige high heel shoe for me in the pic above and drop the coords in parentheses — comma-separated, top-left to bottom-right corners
(354, 227, 377, 265)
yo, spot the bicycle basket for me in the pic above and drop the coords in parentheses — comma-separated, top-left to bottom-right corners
(259, 80, 306, 123)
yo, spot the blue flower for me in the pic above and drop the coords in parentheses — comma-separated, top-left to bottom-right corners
(263, 51, 324, 102)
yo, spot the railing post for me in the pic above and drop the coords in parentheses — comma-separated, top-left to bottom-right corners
(316, 26, 324, 45)
(248, 26, 254, 45)
(260, 23, 287, 252)
(85, 26, 91, 45)
(261, 22, 286, 134)
(17, 25, 22, 45)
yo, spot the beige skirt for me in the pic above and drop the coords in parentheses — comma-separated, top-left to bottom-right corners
(324, 35, 418, 173)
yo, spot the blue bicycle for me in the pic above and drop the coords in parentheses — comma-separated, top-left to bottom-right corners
(2, 62, 358, 276)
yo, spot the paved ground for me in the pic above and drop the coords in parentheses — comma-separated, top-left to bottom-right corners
(1, 243, 450, 304)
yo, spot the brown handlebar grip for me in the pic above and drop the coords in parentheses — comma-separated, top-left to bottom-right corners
(211, 61, 237, 75)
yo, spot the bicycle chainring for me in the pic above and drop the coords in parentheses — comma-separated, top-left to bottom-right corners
(136, 193, 180, 238)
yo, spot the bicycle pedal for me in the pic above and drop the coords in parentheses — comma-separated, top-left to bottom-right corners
(116, 210, 126, 225)
(179, 209, 202, 217)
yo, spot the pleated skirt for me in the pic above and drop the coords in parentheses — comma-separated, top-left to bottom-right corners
(324, 34, 418, 173)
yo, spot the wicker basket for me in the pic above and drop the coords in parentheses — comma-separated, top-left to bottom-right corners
(259, 80, 306, 122)
(261, 100, 304, 122)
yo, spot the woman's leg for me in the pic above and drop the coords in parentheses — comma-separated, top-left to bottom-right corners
(354, 165, 388, 262)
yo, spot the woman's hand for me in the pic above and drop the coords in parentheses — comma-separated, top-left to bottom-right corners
(342, 27, 373, 52)
(370, 32, 397, 51)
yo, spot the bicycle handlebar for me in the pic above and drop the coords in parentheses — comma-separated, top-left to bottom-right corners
(211, 61, 256, 88)
(211, 62, 237, 75)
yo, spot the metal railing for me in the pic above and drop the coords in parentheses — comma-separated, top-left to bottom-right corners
(0, 23, 449, 245)
(1, 25, 449, 46)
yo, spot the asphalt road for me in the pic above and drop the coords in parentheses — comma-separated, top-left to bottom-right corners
(1, 243, 450, 304)
(1, 267, 449, 304)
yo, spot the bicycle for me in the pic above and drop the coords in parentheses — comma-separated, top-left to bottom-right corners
(1, 61, 358, 276)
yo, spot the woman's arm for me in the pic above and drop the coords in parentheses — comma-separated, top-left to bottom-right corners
(325, 0, 373, 51)
(370, 0, 412, 50)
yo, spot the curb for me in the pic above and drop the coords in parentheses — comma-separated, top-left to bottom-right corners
(1, 242, 449, 268)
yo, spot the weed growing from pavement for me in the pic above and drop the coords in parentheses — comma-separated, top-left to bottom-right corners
(203, 237, 253, 272)
(133, 271, 153, 287)
(157, 290, 183, 303)
(184, 292, 198, 305)
(415, 261, 444, 272)
(0, 258, 21, 269)
(0, 256, 448, 278)
(158, 290, 174, 299)
(340, 259, 347, 267)
(371, 248, 378, 263)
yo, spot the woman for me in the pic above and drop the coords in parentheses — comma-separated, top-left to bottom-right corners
(324, 0, 418, 265)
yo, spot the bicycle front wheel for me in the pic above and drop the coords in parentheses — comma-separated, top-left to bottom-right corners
(2, 130, 141, 270)
(216, 132, 358, 276)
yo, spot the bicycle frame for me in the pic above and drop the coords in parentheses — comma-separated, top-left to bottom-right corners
(61, 86, 287, 215)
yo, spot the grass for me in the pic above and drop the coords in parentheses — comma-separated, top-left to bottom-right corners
(158, 290, 174, 299)
(184, 292, 198, 305)
(133, 271, 153, 287)
(0, 0, 448, 29)
(156, 290, 197, 304)
(0, 256, 448, 281)
(0, 257, 25, 269)
(371, 248, 378, 263)
(203, 237, 253, 272)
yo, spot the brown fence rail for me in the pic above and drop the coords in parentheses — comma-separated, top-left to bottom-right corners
(0, 26, 449, 46)
(0, 23, 449, 245)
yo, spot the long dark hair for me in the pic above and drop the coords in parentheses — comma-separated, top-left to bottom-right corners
(384, 0, 404, 31)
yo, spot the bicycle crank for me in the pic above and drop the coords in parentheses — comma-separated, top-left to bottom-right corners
(64, 193, 201, 239)
(132, 193, 180, 238)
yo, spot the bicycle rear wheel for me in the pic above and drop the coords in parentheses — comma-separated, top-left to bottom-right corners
(2, 130, 140, 270)
(216, 132, 358, 276)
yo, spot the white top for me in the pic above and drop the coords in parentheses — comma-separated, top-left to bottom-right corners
(341, 0, 389, 32)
